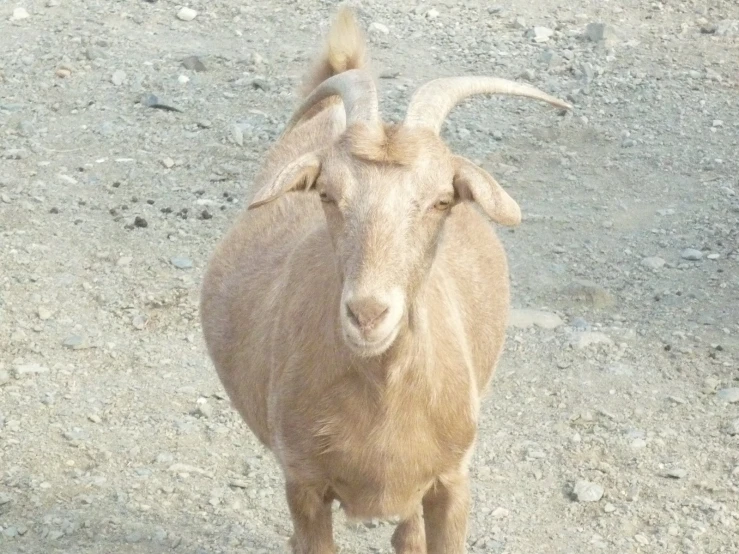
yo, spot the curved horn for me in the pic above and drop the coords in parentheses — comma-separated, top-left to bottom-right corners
(405, 76, 572, 134)
(284, 69, 379, 133)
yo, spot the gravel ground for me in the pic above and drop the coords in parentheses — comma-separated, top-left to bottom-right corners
(1, 1, 738, 553)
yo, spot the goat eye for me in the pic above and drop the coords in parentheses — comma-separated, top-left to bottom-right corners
(433, 198, 452, 211)
(319, 191, 333, 203)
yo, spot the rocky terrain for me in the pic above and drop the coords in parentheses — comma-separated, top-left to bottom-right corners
(1, 0, 738, 553)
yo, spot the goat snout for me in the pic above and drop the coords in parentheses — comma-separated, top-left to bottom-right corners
(346, 297, 389, 333)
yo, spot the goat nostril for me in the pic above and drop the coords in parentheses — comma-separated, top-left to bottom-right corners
(345, 297, 389, 332)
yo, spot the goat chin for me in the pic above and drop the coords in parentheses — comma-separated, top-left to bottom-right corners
(200, 5, 570, 553)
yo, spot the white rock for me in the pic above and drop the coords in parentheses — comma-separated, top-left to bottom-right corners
(178, 75, 190, 84)
(573, 480, 604, 502)
(37, 306, 54, 321)
(569, 331, 613, 349)
(508, 309, 563, 330)
(370, 22, 389, 34)
(426, 9, 439, 20)
(532, 26, 554, 42)
(641, 256, 665, 269)
(11, 7, 30, 20)
(13, 363, 49, 378)
(665, 468, 687, 479)
(680, 248, 703, 261)
(716, 388, 739, 403)
(177, 7, 198, 22)
(111, 70, 127, 86)
(491, 507, 509, 519)
(724, 419, 739, 436)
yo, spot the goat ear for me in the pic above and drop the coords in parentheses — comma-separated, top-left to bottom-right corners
(451, 155, 521, 226)
(247, 152, 322, 210)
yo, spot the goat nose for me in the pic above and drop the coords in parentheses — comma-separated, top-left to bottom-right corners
(346, 297, 389, 332)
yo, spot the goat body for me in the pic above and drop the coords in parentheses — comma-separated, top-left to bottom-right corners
(201, 6, 570, 553)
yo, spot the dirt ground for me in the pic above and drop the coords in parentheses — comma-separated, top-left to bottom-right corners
(1, 0, 738, 553)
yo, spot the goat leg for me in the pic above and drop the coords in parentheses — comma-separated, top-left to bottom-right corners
(422, 471, 470, 554)
(285, 481, 336, 554)
(391, 504, 426, 553)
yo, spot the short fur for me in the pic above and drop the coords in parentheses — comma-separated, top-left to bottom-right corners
(200, 7, 524, 554)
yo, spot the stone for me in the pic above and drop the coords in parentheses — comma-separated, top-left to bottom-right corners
(641, 256, 665, 270)
(681, 248, 703, 261)
(508, 309, 564, 330)
(170, 256, 193, 269)
(563, 280, 615, 309)
(716, 388, 739, 403)
(370, 22, 389, 34)
(11, 7, 30, 20)
(665, 468, 687, 479)
(111, 70, 127, 86)
(723, 419, 739, 436)
(530, 26, 554, 43)
(13, 363, 49, 377)
(0, 370, 10, 386)
(182, 56, 206, 72)
(38, 306, 54, 320)
(573, 480, 604, 502)
(176, 7, 198, 21)
(585, 22, 620, 44)
(426, 9, 440, 20)
(570, 331, 613, 349)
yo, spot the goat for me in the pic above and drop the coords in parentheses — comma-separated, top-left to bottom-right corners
(200, 6, 571, 553)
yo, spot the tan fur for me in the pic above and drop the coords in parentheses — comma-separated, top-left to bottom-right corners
(201, 8, 518, 554)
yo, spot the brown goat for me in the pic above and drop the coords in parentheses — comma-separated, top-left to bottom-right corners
(200, 7, 571, 553)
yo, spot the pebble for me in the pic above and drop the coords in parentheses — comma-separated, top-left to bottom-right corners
(491, 507, 509, 519)
(573, 480, 604, 502)
(665, 468, 687, 479)
(161, 157, 175, 169)
(170, 256, 193, 269)
(132, 314, 147, 330)
(182, 55, 206, 72)
(55, 68, 71, 78)
(530, 26, 554, 43)
(11, 7, 30, 20)
(570, 331, 613, 349)
(508, 309, 563, 330)
(0, 370, 10, 386)
(13, 363, 49, 377)
(680, 248, 703, 261)
(370, 22, 389, 35)
(426, 9, 440, 20)
(585, 22, 619, 43)
(111, 70, 127, 86)
(230, 124, 244, 146)
(716, 388, 739, 403)
(178, 75, 190, 84)
(134, 216, 148, 228)
(725, 419, 739, 436)
(176, 7, 198, 22)
(37, 306, 54, 320)
(604, 503, 616, 513)
(641, 256, 665, 270)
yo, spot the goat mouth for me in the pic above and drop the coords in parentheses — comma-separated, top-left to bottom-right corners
(343, 323, 401, 358)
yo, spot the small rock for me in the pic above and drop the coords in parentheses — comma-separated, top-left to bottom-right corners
(641, 256, 665, 270)
(716, 388, 739, 403)
(370, 22, 389, 35)
(585, 22, 620, 44)
(194, 403, 213, 418)
(573, 480, 604, 502)
(111, 70, 127, 86)
(11, 7, 30, 20)
(170, 256, 193, 270)
(0, 370, 10, 386)
(530, 26, 554, 43)
(13, 363, 49, 378)
(230, 124, 244, 146)
(161, 157, 175, 169)
(665, 468, 687, 479)
(134, 216, 148, 228)
(570, 331, 613, 349)
(724, 419, 739, 436)
(63, 335, 88, 349)
(38, 306, 54, 321)
(491, 507, 509, 519)
(55, 68, 71, 79)
(88, 414, 102, 424)
(200, 210, 213, 220)
(508, 309, 563, 330)
(426, 9, 440, 20)
(680, 248, 703, 261)
(176, 7, 198, 21)
(178, 75, 190, 84)
(132, 314, 147, 330)
(182, 55, 206, 72)
(251, 78, 270, 91)
(563, 280, 615, 310)
(603, 503, 616, 513)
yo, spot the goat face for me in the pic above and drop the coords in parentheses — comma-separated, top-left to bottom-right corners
(248, 122, 522, 358)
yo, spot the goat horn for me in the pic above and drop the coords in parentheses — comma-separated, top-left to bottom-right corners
(404, 76, 572, 134)
(284, 69, 378, 133)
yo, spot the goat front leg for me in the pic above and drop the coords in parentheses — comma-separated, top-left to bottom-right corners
(391, 505, 426, 553)
(285, 481, 336, 554)
(422, 471, 470, 554)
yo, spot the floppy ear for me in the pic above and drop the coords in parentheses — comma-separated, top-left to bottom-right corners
(451, 155, 521, 226)
(248, 151, 322, 210)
